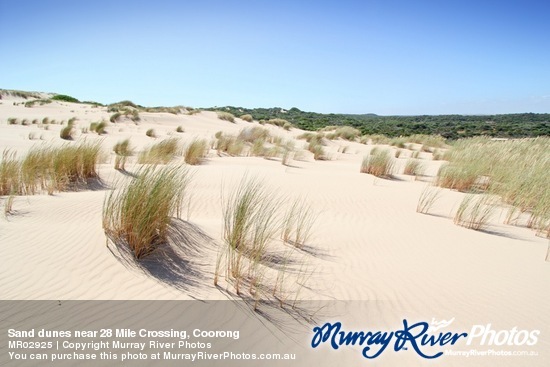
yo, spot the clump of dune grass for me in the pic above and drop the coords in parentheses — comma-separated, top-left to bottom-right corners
(216, 176, 316, 310)
(266, 118, 290, 128)
(8, 118, 18, 125)
(360, 149, 394, 178)
(308, 141, 326, 160)
(281, 141, 295, 166)
(176, 126, 184, 133)
(0, 150, 22, 196)
(217, 111, 235, 123)
(110, 112, 121, 123)
(3, 194, 15, 217)
(103, 165, 190, 259)
(323, 126, 361, 141)
(407, 134, 447, 149)
(404, 159, 425, 177)
(297, 132, 322, 142)
(89, 121, 107, 135)
(303, 133, 327, 160)
(60, 119, 75, 140)
(144, 106, 184, 114)
(139, 138, 179, 164)
(281, 199, 317, 248)
(436, 136, 550, 239)
(184, 139, 208, 165)
(186, 108, 201, 115)
(113, 139, 133, 171)
(238, 126, 270, 143)
(19, 141, 103, 194)
(240, 114, 253, 122)
(219, 177, 281, 294)
(416, 185, 442, 214)
(146, 128, 156, 138)
(389, 136, 407, 148)
(432, 149, 445, 160)
(454, 194, 496, 231)
(250, 140, 266, 157)
(215, 134, 245, 156)
(28, 132, 39, 140)
(436, 163, 478, 192)
(361, 134, 391, 145)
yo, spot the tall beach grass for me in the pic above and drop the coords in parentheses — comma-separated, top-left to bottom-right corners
(103, 165, 190, 259)
(360, 149, 394, 178)
(437, 137, 550, 237)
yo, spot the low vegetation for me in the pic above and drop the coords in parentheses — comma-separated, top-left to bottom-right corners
(51, 94, 80, 103)
(454, 194, 496, 231)
(215, 133, 245, 156)
(209, 106, 550, 139)
(184, 139, 208, 165)
(216, 176, 315, 308)
(322, 126, 361, 141)
(416, 186, 442, 214)
(103, 165, 190, 259)
(360, 149, 394, 178)
(240, 114, 254, 122)
(138, 138, 179, 164)
(1, 141, 102, 196)
(89, 121, 107, 135)
(436, 137, 550, 237)
(113, 139, 133, 171)
(217, 111, 236, 123)
(403, 159, 424, 177)
(60, 119, 76, 140)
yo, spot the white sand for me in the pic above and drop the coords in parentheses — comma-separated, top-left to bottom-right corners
(1, 95, 549, 365)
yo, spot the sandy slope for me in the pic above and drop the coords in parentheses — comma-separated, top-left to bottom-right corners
(1, 95, 549, 365)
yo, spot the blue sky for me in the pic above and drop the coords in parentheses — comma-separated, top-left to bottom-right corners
(1, 0, 549, 115)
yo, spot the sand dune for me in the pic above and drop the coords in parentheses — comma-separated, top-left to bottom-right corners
(1, 94, 549, 366)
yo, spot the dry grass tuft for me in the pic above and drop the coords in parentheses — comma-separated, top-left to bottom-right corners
(240, 114, 253, 122)
(103, 165, 190, 259)
(217, 111, 235, 123)
(454, 194, 496, 231)
(404, 159, 425, 177)
(184, 139, 208, 165)
(416, 185, 442, 214)
(360, 149, 394, 178)
(138, 138, 179, 164)
(113, 139, 133, 171)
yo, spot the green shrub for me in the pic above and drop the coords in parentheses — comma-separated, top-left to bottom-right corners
(52, 94, 80, 103)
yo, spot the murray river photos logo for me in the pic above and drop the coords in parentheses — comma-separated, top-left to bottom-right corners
(311, 318, 540, 359)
